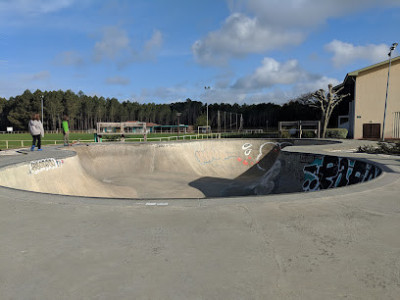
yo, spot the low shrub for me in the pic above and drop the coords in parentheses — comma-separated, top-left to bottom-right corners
(279, 130, 291, 138)
(103, 135, 121, 141)
(357, 141, 400, 155)
(301, 130, 317, 138)
(325, 128, 348, 139)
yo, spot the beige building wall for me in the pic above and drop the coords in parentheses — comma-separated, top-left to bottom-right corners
(354, 59, 400, 139)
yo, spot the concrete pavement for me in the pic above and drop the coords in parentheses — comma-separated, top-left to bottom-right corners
(0, 139, 399, 299)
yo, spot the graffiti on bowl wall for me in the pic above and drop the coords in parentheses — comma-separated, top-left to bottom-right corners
(29, 158, 64, 174)
(239, 142, 291, 170)
(194, 150, 237, 164)
(303, 156, 381, 191)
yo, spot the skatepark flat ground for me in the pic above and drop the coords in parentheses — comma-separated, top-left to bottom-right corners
(0, 139, 399, 299)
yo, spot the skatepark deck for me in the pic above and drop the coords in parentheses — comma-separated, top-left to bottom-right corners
(0, 139, 399, 299)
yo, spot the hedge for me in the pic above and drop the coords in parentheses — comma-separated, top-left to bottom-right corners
(325, 128, 348, 139)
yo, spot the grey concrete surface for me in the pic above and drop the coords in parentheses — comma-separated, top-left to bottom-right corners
(0, 139, 400, 299)
(0, 139, 382, 199)
(0, 140, 285, 198)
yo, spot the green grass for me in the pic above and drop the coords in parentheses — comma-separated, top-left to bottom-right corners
(0, 132, 194, 140)
(0, 132, 205, 149)
(0, 133, 93, 141)
(0, 133, 92, 149)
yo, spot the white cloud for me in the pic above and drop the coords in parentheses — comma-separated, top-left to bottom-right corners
(205, 78, 340, 105)
(293, 76, 340, 95)
(0, 71, 54, 98)
(236, 0, 400, 28)
(233, 58, 313, 90)
(325, 40, 390, 67)
(25, 71, 51, 81)
(192, 13, 303, 65)
(242, 76, 340, 104)
(54, 51, 84, 66)
(243, 75, 339, 104)
(117, 30, 164, 68)
(193, 0, 400, 65)
(144, 30, 163, 53)
(190, 62, 340, 105)
(197, 85, 302, 105)
(93, 26, 163, 66)
(105, 76, 130, 85)
(212, 57, 341, 104)
(94, 26, 130, 62)
(0, 0, 75, 15)
(123, 72, 340, 106)
(202, 88, 248, 104)
(140, 85, 188, 101)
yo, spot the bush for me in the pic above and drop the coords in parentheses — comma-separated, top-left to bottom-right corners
(301, 130, 317, 138)
(357, 141, 400, 155)
(325, 128, 348, 139)
(103, 135, 120, 141)
(280, 130, 291, 138)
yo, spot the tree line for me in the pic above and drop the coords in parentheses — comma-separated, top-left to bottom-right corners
(0, 89, 337, 132)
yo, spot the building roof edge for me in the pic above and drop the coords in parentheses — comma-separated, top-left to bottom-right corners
(346, 55, 400, 77)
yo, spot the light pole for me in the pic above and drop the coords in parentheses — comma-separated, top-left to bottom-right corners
(176, 112, 181, 139)
(204, 86, 210, 133)
(41, 94, 44, 125)
(382, 42, 398, 141)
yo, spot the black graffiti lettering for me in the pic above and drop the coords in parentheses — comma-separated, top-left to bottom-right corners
(304, 164, 318, 175)
(348, 160, 366, 184)
(303, 156, 381, 191)
(334, 157, 349, 187)
(318, 156, 339, 189)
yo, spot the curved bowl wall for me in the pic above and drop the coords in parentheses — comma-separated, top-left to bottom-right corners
(0, 139, 382, 199)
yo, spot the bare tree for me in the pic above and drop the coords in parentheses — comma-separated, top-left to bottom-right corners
(302, 84, 349, 138)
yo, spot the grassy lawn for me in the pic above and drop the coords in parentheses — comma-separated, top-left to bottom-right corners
(0, 133, 93, 149)
(0, 133, 93, 141)
(0, 132, 202, 149)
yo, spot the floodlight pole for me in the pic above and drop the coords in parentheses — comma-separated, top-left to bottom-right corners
(382, 42, 398, 141)
(204, 86, 210, 133)
(41, 95, 44, 125)
(176, 112, 181, 139)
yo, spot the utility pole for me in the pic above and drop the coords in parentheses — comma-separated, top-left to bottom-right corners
(204, 86, 210, 133)
(224, 111, 226, 132)
(41, 94, 44, 126)
(235, 114, 238, 132)
(382, 42, 398, 141)
(176, 112, 181, 139)
(217, 110, 221, 132)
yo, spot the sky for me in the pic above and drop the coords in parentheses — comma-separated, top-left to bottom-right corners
(0, 0, 399, 105)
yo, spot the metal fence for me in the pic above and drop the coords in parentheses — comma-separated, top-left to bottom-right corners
(0, 131, 27, 134)
(0, 133, 222, 149)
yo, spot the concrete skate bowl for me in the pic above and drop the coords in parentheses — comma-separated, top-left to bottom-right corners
(0, 139, 382, 199)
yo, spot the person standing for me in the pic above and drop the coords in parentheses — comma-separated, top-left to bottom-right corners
(62, 115, 70, 146)
(28, 113, 44, 151)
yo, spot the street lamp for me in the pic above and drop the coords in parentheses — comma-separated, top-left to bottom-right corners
(382, 42, 398, 141)
(204, 86, 210, 133)
(176, 112, 182, 139)
(41, 94, 44, 125)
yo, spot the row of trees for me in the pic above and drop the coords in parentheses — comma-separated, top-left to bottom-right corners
(0, 88, 346, 134)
